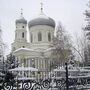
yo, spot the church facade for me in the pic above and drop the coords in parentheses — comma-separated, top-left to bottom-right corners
(11, 8, 55, 79)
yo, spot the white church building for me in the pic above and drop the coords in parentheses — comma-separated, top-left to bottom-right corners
(11, 7, 55, 79)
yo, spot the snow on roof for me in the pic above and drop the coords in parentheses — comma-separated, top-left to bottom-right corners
(44, 47, 55, 52)
(54, 68, 80, 72)
(13, 47, 55, 54)
(9, 67, 38, 71)
(15, 77, 36, 80)
(83, 66, 90, 69)
(54, 75, 90, 79)
(0, 72, 5, 76)
(14, 48, 39, 53)
(80, 68, 90, 72)
(69, 75, 90, 78)
(53, 67, 90, 73)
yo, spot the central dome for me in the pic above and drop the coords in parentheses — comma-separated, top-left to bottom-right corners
(28, 13, 55, 28)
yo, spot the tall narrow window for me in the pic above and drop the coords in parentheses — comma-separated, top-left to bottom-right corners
(15, 33, 17, 38)
(48, 32, 51, 41)
(31, 33, 33, 43)
(22, 32, 24, 38)
(22, 26, 24, 28)
(13, 47, 16, 51)
(38, 32, 42, 41)
(22, 46, 25, 48)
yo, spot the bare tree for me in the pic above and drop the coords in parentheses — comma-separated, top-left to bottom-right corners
(50, 22, 73, 69)
(83, 1, 90, 66)
(70, 32, 86, 67)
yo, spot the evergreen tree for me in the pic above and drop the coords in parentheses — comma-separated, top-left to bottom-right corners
(83, 1, 90, 66)
(6, 53, 19, 69)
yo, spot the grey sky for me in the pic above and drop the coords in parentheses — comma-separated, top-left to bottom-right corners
(0, 0, 89, 55)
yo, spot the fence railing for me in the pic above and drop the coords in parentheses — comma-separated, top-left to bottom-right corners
(0, 77, 90, 90)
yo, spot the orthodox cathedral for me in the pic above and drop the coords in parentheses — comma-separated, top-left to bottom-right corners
(11, 5, 55, 78)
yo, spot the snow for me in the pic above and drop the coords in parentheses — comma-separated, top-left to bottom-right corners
(44, 47, 55, 52)
(15, 77, 36, 80)
(0, 72, 5, 76)
(14, 48, 36, 53)
(53, 67, 90, 73)
(69, 75, 90, 78)
(9, 67, 38, 71)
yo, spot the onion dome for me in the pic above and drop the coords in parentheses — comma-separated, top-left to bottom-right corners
(15, 9, 27, 24)
(28, 3, 55, 28)
(16, 17, 27, 24)
(28, 14, 55, 28)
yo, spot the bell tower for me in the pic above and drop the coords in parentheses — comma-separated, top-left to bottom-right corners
(12, 9, 28, 51)
(15, 9, 27, 42)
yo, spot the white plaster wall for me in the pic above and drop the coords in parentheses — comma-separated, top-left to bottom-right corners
(16, 23, 27, 29)
(15, 30, 27, 42)
(12, 23, 29, 51)
(29, 25, 55, 49)
(15, 23, 27, 41)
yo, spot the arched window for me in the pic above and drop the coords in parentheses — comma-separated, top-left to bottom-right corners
(48, 32, 51, 41)
(13, 47, 16, 51)
(38, 32, 42, 41)
(22, 32, 24, 38)
(22, 26, 24, 28)
(22, 46, 25, 48)
(31, 33, 33, 43)
(15, 33, 17, 38)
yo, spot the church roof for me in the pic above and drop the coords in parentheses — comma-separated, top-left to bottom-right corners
(28, 10, 55, 28)
(15, 9, 27, 24)
(14, 48, 36, 53)
(16, 17, 27, 24)
(9, 67, 38, 71)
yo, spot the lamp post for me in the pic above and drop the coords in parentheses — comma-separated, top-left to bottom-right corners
(65, 62, 69, 90)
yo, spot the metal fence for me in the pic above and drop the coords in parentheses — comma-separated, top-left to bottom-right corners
(0, 76, 90, 90)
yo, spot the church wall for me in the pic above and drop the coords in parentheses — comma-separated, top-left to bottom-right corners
(15, 30, 27, 42)
(16, 23, 27, 29)
(12, 21, 30, 51)
(15, 23, 27, 42)
(29, 25, 54, 49)
(12, 41, 30, 51)
(11, 10, 56, 79)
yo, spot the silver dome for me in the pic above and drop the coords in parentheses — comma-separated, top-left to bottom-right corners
(16, 17, 27, 24)
(28, 14, 55, 28)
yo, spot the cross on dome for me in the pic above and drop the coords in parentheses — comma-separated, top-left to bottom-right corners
(15, 8, 27, 24)
(21, 8, 23, 17)
(28, 2, 55, 28)
(40, 2, 46, 16)
(40, 2, 43, 12)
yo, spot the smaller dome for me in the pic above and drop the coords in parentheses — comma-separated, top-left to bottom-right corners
(16, 16, 27, 24)
(16, 9, 27, 24)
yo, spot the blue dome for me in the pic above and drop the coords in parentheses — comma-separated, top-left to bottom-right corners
(28, 13, 55, 28)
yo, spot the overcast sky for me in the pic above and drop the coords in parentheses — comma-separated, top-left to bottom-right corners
(0, 0, 89, 55)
